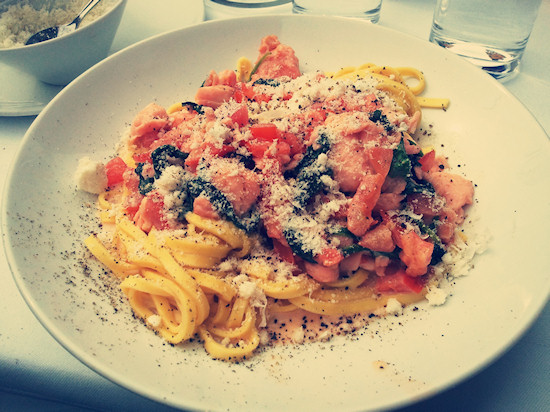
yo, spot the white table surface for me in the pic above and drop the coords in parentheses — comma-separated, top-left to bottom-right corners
(1, 1, 549, 411)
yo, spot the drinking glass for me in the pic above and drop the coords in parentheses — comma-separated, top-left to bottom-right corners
(292, 0, 383, 23)
(429, 0, 542, 81)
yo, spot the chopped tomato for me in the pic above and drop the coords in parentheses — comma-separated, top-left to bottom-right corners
(241, 82, 256, 100)
(244, 140, 272, 159)
(105, 157, 128, 187)
(250, 123, 280, 141)
(374, 269, 425, 294)
(230, 104, 249, 127)
(233, 82, 274, 104)
(281, 132, 305, 156)
(233, 89, 245, 103)
(244, 129, 291, 166)
(253, 93, 272, 103)
(122, 169, 143, 219)
(273, 239, 295, 264)
(316, 247, 344, 267)
(185, 148, 202, 171)
(132, 152, 152, 164)
(210, 144, 235, 157)
(306, 106, 327, 125)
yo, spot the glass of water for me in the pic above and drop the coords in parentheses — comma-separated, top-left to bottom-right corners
(292, 0, 383, 23)
(429, 0, 542, 81)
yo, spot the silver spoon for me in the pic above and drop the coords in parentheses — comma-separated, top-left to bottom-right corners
(25, 0, 103, 45)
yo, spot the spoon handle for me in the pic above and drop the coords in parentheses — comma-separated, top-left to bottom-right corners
(70, 0, 103, 28)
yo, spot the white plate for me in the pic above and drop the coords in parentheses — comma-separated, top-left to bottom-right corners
(3, 15, 550, 411)
(0, 0, 204, 117)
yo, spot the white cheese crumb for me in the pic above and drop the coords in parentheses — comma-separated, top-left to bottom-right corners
(441, 228, 490, 277)
(146, 314, 162, 328)
(259, 329, 270, 345)
(291, 326, 305, 344)
(74, 157, 107, 194)
(231, 274, 268, 327)
(155, 165, 187, 194)
(317, 330, 332, 342)
(385, 298, 403, 315)
(425, 286, 448, 306)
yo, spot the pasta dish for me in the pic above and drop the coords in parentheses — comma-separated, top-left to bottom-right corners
(76, 35, 474, 361)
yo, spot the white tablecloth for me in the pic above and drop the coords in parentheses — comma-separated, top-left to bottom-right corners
(1, 1, 548, 410)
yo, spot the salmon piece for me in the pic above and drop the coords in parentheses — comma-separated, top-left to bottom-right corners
(252, 35, 300, 80)
(324, 112, 381, 138)
(150, 126, 191, 153)
(424, 171, 474, 212)
(376, 175, 406, 212)
(193, 196, 220, 220)
(203, 69, 237, 87)
(330, 139, 371, 192)
(407, 192, 445, 218)
(358, 222, 395, 253)
(392, 229, 433, 277)
(339, 251, 363, 273)
(381, 176, 407, 193)
(209, 160, 261, 216)
(133, 191, 169, 233)
(359, 120, 387, 144)
(405, 111, 421, 134)
(437, 207, 464, 243)
(359, 254, 391, 277)
(403, 133, 422, 155)
(345, 147, 392, 236)
(367, 146, 393, 176)
(327, 114, 393, 193)
(304, 261, 339, 283)
(347, 173, 384, 237)
(130, 103, 169, 149)
(195, 85, 235, 109)
(257, 162, 291, 244)
(170, 108, 198, 129)
(375, 193, 405, 212)
(418, 155, 449, 176)
(324, 93, 381, 115)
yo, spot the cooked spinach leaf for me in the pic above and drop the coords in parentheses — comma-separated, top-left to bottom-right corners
(180, 101, 204, 115)
(135, 163, 155, 195)
(180, 177, 260, 232)
(389, 137, 435, 195)
(253, 78, 280, 87)
(283, 228, 316, 263)
(151, 145, 189, 178)
(285, 131, 331, 179)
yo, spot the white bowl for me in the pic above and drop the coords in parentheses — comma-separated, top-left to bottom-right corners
(0, 0, 126, 85)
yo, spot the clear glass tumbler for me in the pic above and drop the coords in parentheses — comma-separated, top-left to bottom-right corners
(429, 0, 542, 81)
(292, 0, 383, 23)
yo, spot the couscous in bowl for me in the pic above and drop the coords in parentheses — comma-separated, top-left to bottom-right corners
(0, 0, 126, 85)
